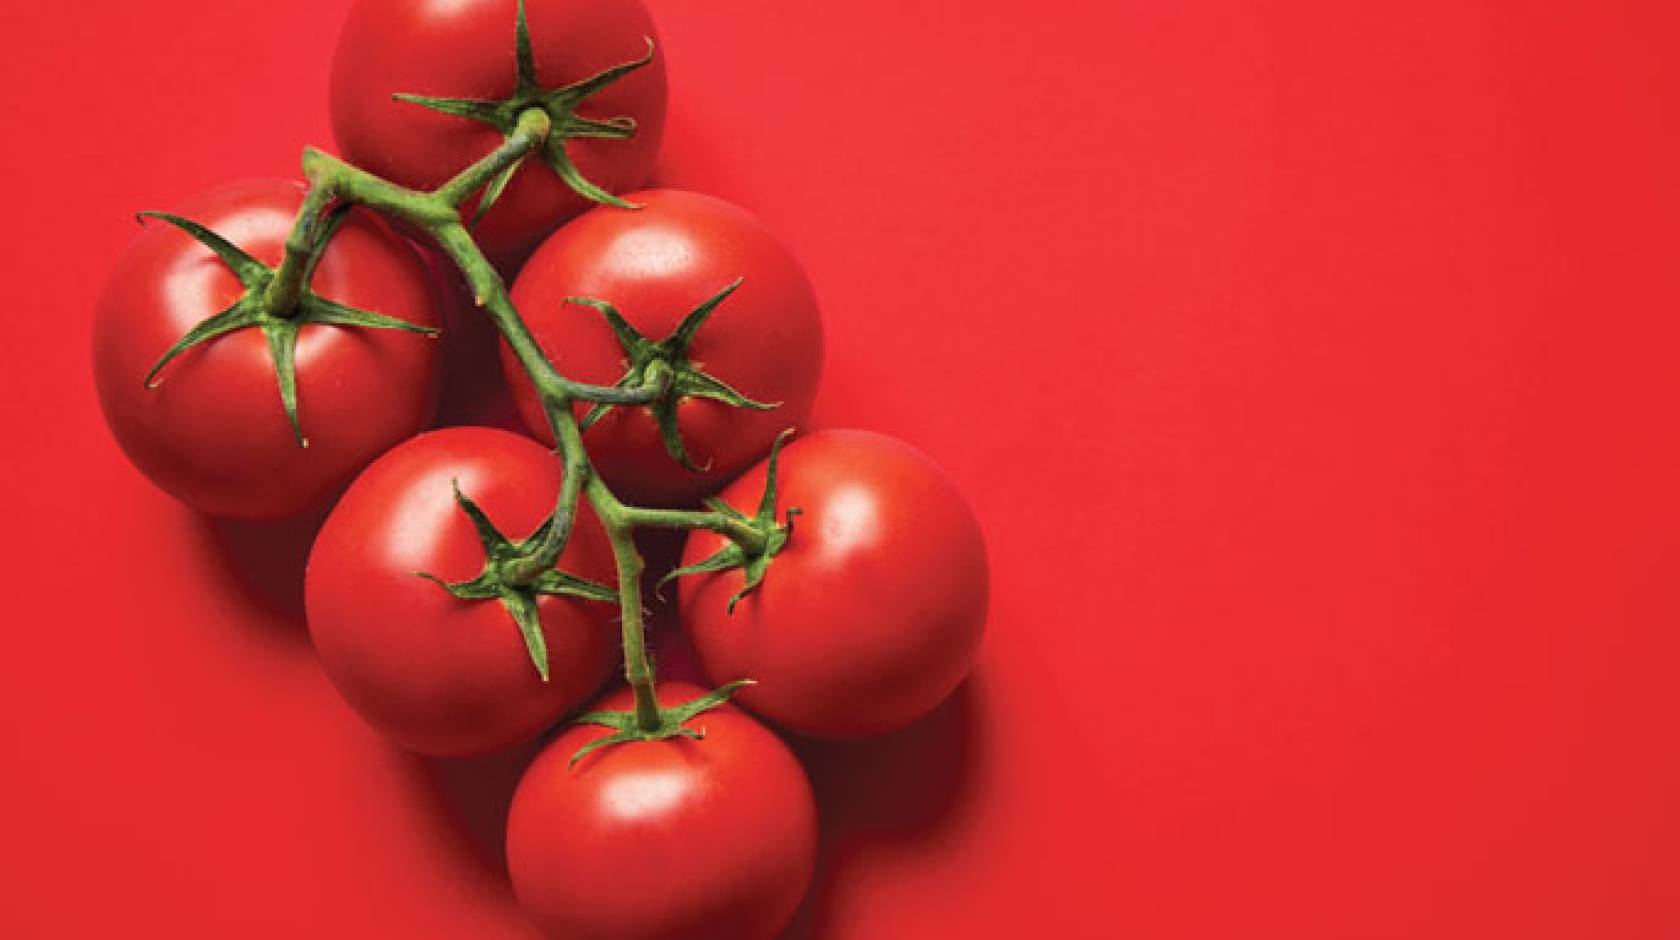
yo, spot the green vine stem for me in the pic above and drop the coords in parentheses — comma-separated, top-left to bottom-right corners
(263, 182, 337, 316)
(588, 475, 662, 730)
(287, 105, 759, 735)
(615, 503, 769, 555)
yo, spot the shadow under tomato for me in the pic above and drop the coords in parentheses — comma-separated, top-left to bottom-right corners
(776, 672, 985, 940)
(398, 737, 548, 886)
(650, 114, 732, 199)
(192, 502, 332, 646)
(425, 248, 530, 434)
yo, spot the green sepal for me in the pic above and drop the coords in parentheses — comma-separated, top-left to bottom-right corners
(302, 202, 354, 284)
(662, 541, 749, 584)
(450, 480, 515, 559)
(298, 293, 440, 335)
(662, 431, 801, 613)
(417, 482, 617, 682)
(541, 38, 657, 111)
(568, 680, 754, 769)
(536, 39, 656, 211)
(669, 278, 740, 347)
(566, 279, 779, 472)
(391, 93, 511, 125)
(142, 300, 262, 389)
(666, 522, 796, 615)
(529, 568, 618, 603)
(513, 0, 540, 97)
(543, 136, 637, 210)
(392, 0, 655, 212)
(473, 155, 526, 226)
(138, 210, 440, 448)
(137, 211, 267, 284)
(578, 373, 636, 431)
(650, 397, 702, 472)
(559, 114, 637, 139)
(416, 570, 501, 601)
(261, 317, 307, 447)
(674, 368, 776, 413)
(502, 590, 551, 682)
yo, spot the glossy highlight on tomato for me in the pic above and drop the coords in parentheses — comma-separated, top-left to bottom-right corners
(507, 682, 818, 940)
(680, 429, 989, 737)
(91, 178, 441, 520)
(306, 426, 618, 757)
(329, 0, 667, 266)
(503, 188, 824, 506)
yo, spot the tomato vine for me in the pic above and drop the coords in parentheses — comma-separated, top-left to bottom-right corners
(97, 4, 982, 934)
(269, 94, 785, 748)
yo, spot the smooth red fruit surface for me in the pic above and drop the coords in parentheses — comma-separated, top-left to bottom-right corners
(91, 178, 440, 520)
(680, 429, 988, 737)
(306, 427, 617, 757)
(329, 0, 666, 267)
(503, 189, 824, 506)
(507, 682, 817, 940)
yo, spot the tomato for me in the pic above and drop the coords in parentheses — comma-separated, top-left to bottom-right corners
(507, 681, 817, 940)
(92, 178, 441, 520)
(305, 426, 618, 757)
(502, 189, 824, 506)
(679, 429, 988, 737)
(329, 0, 667, 266)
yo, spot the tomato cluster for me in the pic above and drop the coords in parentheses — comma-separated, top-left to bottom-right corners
(91, 1, 987, 937)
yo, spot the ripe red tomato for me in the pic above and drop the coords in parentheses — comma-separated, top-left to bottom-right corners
(329, 0, 667, 266)
(92, 178, 441, 520)
(305, 427, 618, 757)
(679, 429, 989, 737)
(502, 189, 824, 506)
(507, 682, 817, 940)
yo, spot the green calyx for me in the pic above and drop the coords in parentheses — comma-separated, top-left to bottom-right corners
(138, 208, 438, 448)
(664, 430, 800, 613)
(572, 278, 776, 472)
(393, 0, 655, 221)
(418, 481, 617, 682)
(568, 680, 753, 768)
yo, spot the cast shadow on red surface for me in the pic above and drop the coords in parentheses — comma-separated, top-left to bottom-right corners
(776, 675, 983, 939)
(429, 251, 528, 434)
(193, 504, 330, 644)
(401, 737, 547, 889)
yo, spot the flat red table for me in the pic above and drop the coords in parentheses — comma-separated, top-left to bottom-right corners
(3, 1, 1676, 937)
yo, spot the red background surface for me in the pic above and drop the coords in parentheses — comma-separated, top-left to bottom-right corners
(3, 1, 1677, 937)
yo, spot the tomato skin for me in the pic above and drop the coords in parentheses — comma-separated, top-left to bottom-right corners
(305, 427, 618, 757)
(91, 178, 441, 520)
(507, 682, 817, 940)
(679, 430, 988, 737)
(503, 189, 824, 506)
(329, 0, 666, 266)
